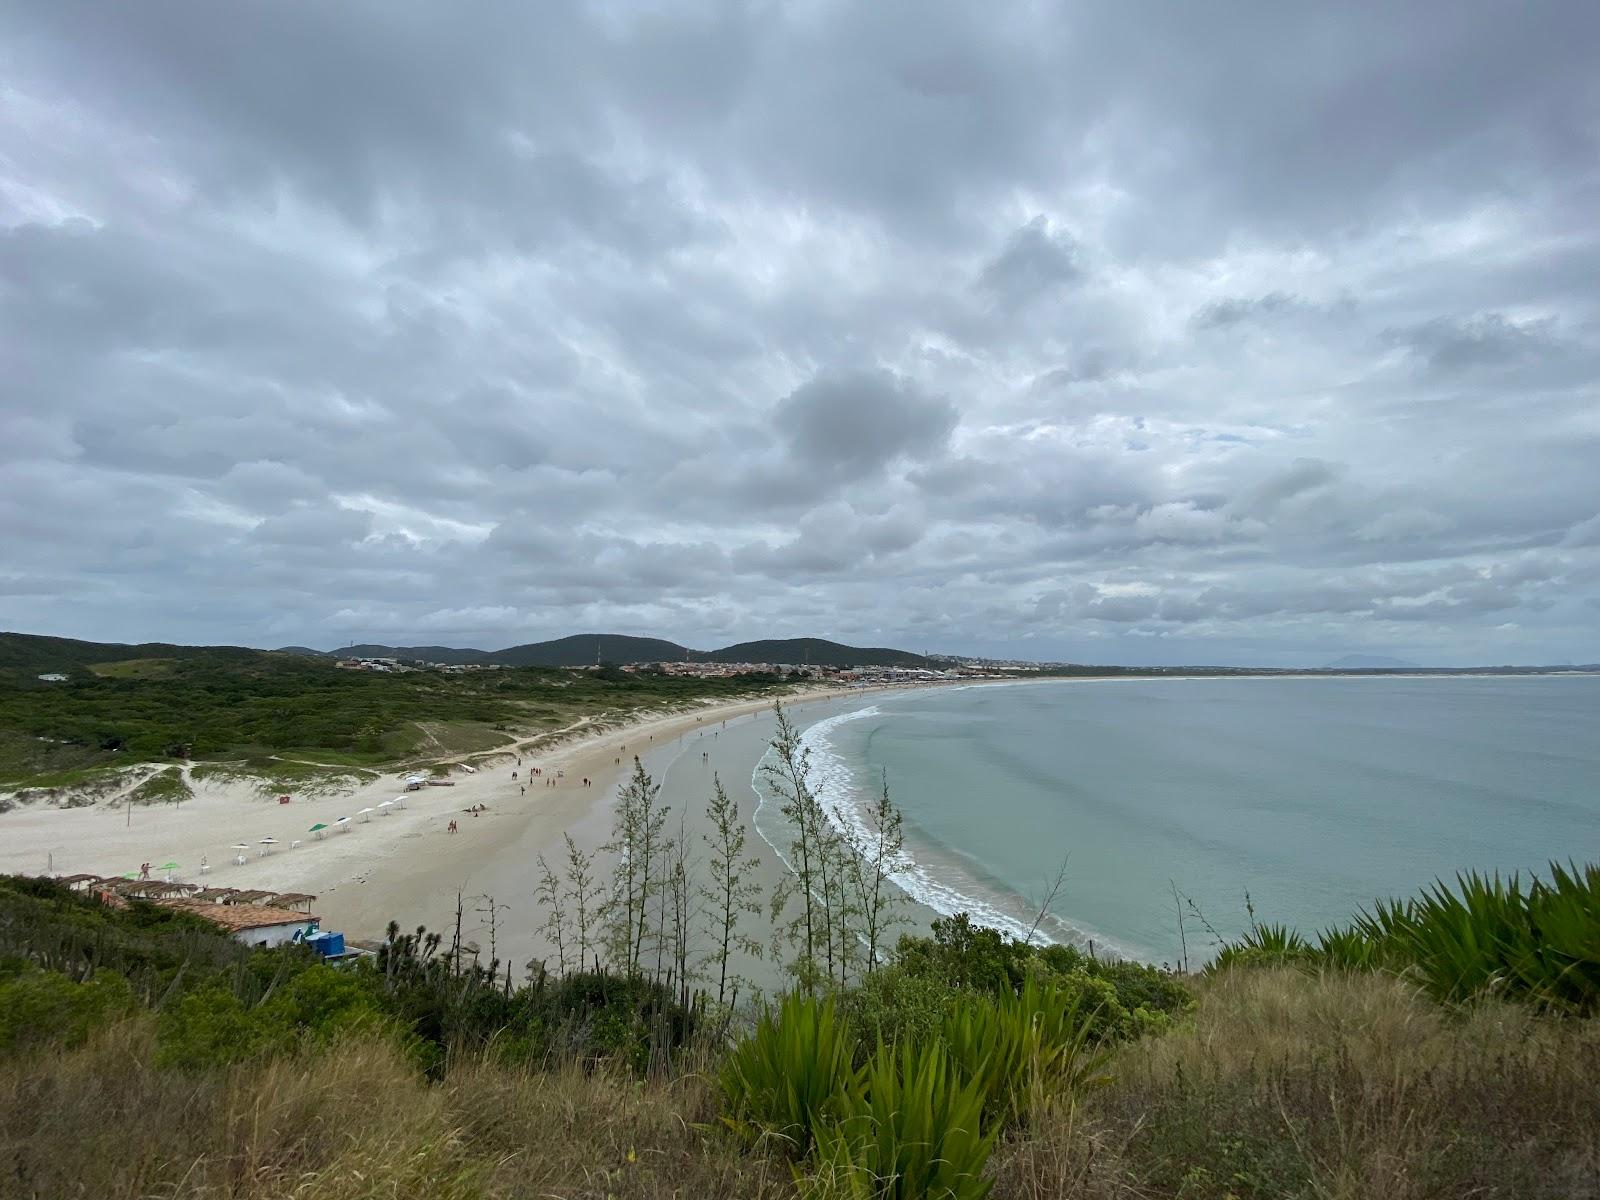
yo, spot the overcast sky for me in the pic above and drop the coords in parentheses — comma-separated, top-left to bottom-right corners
(3, 2, 1598, 665)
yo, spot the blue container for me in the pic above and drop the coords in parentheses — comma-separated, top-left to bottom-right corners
(317, 931, 345, 957)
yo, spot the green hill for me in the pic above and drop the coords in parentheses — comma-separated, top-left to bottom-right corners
(489, 634, 693, 666)
(706, 637, 940, 667)
(0, 632, 271, 680)
(4, 629, 942, 677)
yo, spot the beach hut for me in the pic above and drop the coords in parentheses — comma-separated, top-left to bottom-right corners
(309, 822, 329, 840)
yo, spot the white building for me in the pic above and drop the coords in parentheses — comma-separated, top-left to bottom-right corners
(162, 899, 320, 948)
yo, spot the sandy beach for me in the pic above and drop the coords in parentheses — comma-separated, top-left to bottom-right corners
(0, 685, 901, 980)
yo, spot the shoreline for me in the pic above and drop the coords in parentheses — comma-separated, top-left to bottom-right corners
(0, 683, 912, 971)
(8, 671, 1591, 979)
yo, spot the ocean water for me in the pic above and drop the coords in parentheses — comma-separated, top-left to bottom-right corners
(757, 676, 1600, 964)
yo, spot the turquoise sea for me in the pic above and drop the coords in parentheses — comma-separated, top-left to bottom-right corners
(760, 676, 1600, 965)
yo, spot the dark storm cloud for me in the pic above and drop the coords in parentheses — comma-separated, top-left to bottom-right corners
(2, 1, 1598, 665)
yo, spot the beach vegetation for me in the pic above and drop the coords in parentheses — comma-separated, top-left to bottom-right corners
(562, 831, 603, 970)
(0, 647, 793, 790)
(702, 771, 765, 1007)
(125, 764, 193, 806)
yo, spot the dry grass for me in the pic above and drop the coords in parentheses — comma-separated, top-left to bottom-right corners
(0, 1020, 786, 1200)
(3, 969, 1596, 1200)
(991, 967, 1600, 1199)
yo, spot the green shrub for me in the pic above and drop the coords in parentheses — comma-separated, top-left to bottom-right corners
(808, 1039, 998, 1200)
(0, 967, 135, 1052)
(842, 963, 949, 1051)
(155, 986, 285, 1069)
(719, 993, 862, 1156)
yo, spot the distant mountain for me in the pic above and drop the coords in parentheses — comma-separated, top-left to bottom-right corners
(0, 631, 267, 677)
(329, 643, 489, 666)
(3, 629, 939, 675)
(332, 634, 936, 668)
(1324, 654, 1420, 670)
(490, 634, 692, 667)
(706, 637, 940, 668)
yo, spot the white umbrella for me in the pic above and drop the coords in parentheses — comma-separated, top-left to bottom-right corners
(231, 842, 249, 864)
(259, 837, 278, 856)
(357, 807, 374, 822)
(377, 800, 395, 815)
(335, 816, 352, 831)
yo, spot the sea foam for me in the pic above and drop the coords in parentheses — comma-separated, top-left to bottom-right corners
(752, 703, 1104, 949)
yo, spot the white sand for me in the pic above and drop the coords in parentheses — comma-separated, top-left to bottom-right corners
(0, 687, 885, 963)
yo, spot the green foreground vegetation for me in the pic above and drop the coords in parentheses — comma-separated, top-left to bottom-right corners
(3, 845, 1597, 1198)
(0, 644, 795, 789)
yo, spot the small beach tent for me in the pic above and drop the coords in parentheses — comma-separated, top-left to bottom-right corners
(309, 822, 328, 840)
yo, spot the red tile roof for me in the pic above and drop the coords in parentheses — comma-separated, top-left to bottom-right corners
(158, 899, 318, 932)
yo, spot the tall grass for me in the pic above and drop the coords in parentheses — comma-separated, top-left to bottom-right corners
(1049, 967, 1600, 1200)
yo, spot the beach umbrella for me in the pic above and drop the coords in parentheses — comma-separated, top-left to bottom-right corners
(357, 806, 374, 822)
(308, 821, 328, 840)
(377, 800, 394, 815)
(230, 842, 250, 864)
(158, 861, 180, 870)
(335, 816, 352, 831)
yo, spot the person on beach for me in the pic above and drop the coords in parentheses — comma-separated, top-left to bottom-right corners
(447, 820, 457, 834)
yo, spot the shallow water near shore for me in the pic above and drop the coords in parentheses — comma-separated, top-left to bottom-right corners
(768, 675, 1600, 965)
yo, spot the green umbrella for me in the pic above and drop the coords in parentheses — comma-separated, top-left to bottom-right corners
(158, 861, 180, 871)
(308, 822, 328, 832)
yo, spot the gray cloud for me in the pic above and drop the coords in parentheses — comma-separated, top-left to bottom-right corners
(1, 2, 1597, 666)
(776, 370, 959, 483)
